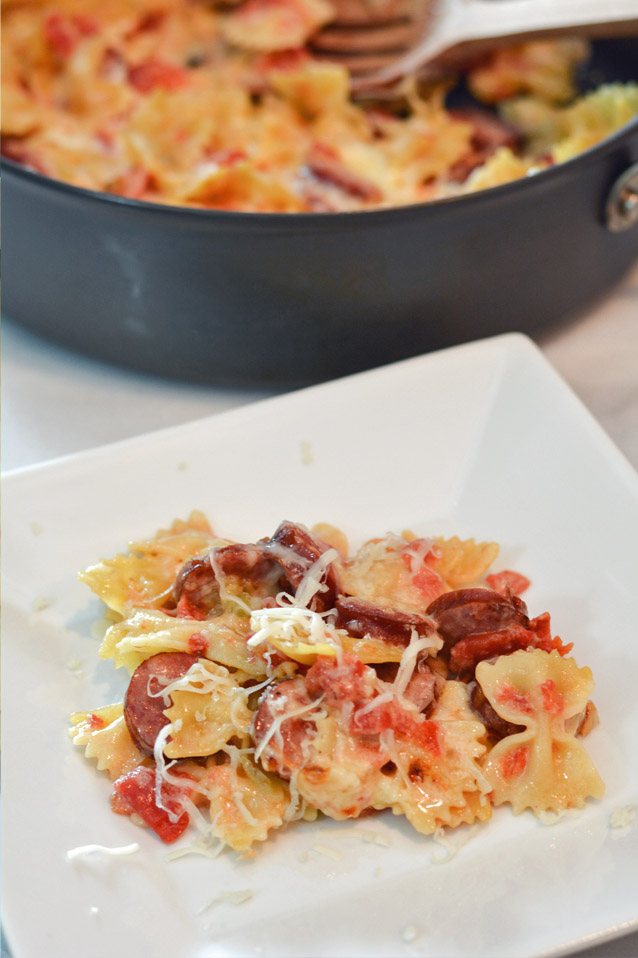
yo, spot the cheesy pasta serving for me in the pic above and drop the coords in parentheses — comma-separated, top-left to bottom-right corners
(71, 513, 604, 854)
(3, 0, 638, 212)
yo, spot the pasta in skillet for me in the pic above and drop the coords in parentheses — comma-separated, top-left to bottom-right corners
(3, 0, 637, 212)
(70, 513, 604, 855)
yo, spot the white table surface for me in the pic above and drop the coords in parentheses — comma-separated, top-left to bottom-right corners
(2, 262, 638, 958)
(3, 263, 638, 476)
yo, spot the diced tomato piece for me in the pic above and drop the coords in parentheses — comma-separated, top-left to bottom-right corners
(527, 612, 558, 655)
(112, 765, 192, 843)
(485, 570, 531, 596)
(128, 60, 188, 93)
(72, 14, 98, 37)
(305, 654, 370, 706)
(352, 699, 442, 757)
(495, 684, 534, 715)
(412, 566, 444, 597)
(414, 718, 441, 756)
(401, 540, 444, 601)
(127, 10, 167, 37)
(539, 679, 564, 716)
(44, 13, 96, 57)
(176, 593, 208, 621)
(110, 789, 134, 815)
(113, 167, 151, 200)
(550, 635, 574, 657)
(255, 48, 310, 74)
(1, 139, 51, 175)
(44, 14, 77, 57)
(86, 712, 105, 730)
(205, 148, 247, 167)
(187, 631, 209, 654)
(501, 744, 528, 780)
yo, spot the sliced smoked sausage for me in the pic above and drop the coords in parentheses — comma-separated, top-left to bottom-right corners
(124, 651, 199, 756)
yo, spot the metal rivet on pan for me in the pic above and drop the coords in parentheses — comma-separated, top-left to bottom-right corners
(605, 162, 638, 232)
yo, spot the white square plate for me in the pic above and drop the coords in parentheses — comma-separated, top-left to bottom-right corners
(3, 333, 638, 958)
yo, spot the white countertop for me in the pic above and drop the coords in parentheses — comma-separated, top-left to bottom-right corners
(2, 262, 638, 958)
(3, 263, 638, 476)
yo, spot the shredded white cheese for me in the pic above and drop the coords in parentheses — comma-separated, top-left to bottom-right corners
(311, 843, 343, 861)
(430, 824, 478, 864)
(153, 724, 186, 823)
(609, 804, 637, 829)
(300, 440, 314, 466)
(209, 548, 254, 615)
(196, 889, 254, 914)
(66, 843, 140, 860)
(32, 595, 52, 612)
(248, 605, 344, 654)
(320, 827, 392, 847)
(294, 547, 338, 608)
(403, 537, 437, 576)
(67, 657, 85, 679)
(393, 629, 442, 697)
(352, 690, 395, 725)
(253, 695, 324, 762)
(165, 829, 226, 862)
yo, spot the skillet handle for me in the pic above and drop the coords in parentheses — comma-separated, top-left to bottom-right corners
(605, 162, 638, 232)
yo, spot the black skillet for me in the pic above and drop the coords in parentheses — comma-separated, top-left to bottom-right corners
(3, 38, 638, 388)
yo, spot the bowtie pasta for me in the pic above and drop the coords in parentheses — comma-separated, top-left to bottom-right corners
(3, 0, 637, 212)
(70, 513, 604, 856)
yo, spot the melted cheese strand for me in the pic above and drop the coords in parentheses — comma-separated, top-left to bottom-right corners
(393, 630, 442, 698)
(160, 661, 233, 699)
(145, 674, 174, 707)
(293, 548, 339, 608)
(232, 790, 259, 826)
(403, 537, 438, 577)
(254, 696, 325, 763)
(196, 889, 254, 914)
(153, 724, 187, 823)
(66, 843, 140, 860)
(209, 549, 254, 615)
(353, 690, 395, 725)
(248, 605, 345, 652)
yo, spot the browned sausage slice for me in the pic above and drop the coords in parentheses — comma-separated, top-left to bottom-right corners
(212, 542, 273, 580)
(426, 588, 529, 642)
(173, 555, 221, 618)
(124, 651, 199, 757)
(252, 678, 317, 778)
(210, 522, 341, 611)
(470, 680, 525, 739)
(266, 521, 342, 610)
(335, 595, 436, 646)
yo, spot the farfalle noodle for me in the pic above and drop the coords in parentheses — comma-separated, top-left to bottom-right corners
(476, 649, 604, 814)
